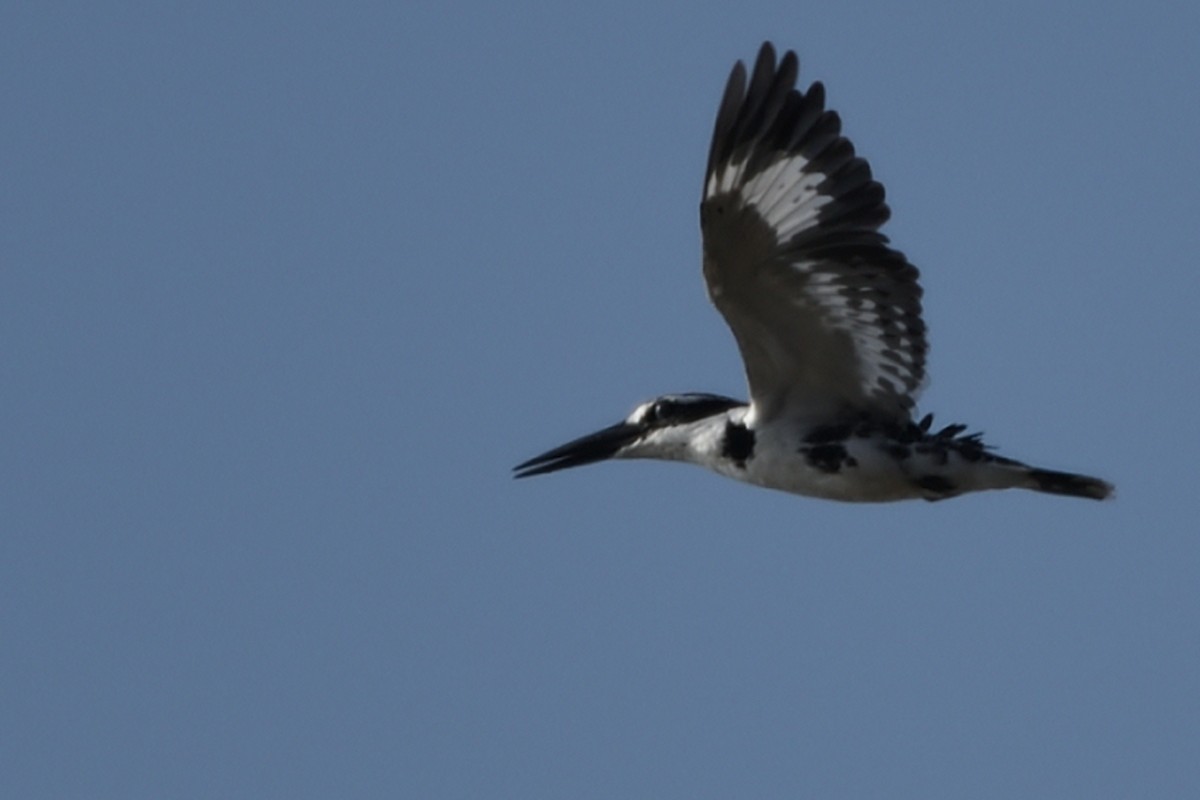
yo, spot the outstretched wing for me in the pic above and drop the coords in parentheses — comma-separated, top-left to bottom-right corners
(701, 43, 927, 423)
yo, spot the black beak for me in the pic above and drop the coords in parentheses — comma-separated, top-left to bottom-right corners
(513, 422, 643, 479)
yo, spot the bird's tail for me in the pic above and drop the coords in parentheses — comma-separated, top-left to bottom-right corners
(940, 453, 1114, 501)
(1020, 466, 1114, 501)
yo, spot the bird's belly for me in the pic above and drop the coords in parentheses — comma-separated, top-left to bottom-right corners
(727, 437, 921, 502)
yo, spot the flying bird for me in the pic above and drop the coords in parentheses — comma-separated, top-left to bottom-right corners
(515, 42, 1112, 502)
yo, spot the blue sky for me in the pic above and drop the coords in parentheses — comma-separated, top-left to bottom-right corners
(3, 1, 1197, 797)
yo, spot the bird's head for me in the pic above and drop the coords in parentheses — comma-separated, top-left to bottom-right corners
(514, 393, 745, 478)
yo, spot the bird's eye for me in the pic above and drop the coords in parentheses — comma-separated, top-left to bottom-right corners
(640, 402, 666, 424)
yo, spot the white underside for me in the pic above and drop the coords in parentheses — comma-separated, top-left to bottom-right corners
(722, 432, 923, 502)
(624, 412, 1028, 503)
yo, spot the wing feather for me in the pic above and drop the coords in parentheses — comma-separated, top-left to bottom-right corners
(701, 43, 927, 422)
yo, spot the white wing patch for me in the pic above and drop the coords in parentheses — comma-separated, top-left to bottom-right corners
(741, 155, 833, 242)
(707, 153, 833, 245)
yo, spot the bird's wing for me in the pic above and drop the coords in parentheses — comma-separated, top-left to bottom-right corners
(701, 42, 927, 423)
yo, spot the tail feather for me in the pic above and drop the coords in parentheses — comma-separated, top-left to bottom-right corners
(1025, 467, 1114, 501)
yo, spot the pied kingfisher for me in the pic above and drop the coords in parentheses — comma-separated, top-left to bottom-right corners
(515, 43, 1112, 502)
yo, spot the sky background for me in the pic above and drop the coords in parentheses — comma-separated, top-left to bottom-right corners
(3, 1, 1198, 797)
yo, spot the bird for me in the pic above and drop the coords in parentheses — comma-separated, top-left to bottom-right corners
(514, 42, 1113, 503)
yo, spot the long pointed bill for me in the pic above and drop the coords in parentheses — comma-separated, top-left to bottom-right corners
(513, 422, 643, 479)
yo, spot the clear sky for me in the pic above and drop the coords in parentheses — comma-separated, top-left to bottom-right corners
(3, 1, 1197, 797)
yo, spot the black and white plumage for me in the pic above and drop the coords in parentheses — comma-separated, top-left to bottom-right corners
(515, 43, 1112, 503)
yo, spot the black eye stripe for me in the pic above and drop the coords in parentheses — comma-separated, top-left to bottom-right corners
(642, 393, 743, 426)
